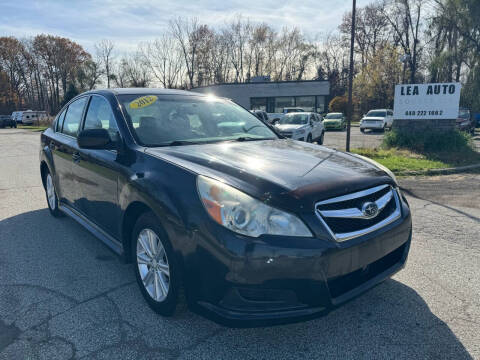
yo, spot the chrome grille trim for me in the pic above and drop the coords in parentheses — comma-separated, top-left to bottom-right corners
(319, 189, 393, 219)
(315, 185, 401, 242)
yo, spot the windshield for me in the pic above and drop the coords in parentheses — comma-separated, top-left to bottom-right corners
(366, 111, 386, 117)
(325, 113, 343, 119)
(118, 94, 277, 146)
(458, 110, 470, 119)
(279, 114, 308, 125)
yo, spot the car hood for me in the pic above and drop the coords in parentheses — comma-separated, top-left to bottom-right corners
(324, 119, 342, 122)
(362, 117, 385, 121)
(146, 140, 394, 210)
(275, 124, 306, 131)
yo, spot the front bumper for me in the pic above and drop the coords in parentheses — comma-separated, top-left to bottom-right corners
(189, 198, 412, 327)
(324, 121, 343, 130)
(360, 121, 384, 129)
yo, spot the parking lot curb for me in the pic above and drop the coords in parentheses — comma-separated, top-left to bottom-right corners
(396, 162, 480, 176)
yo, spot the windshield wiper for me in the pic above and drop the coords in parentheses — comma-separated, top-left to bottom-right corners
(162, 140, 200, 146)
(233, 136, 274, 142)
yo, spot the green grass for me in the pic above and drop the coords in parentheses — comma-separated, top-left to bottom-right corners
(18, 125, 48, 132)
(352, 148, 450, 173)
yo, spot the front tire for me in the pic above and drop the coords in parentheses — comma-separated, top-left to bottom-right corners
(307, 134, 312, 143)
(318, 131, 324, 145)
(44, 171, 63, 217)
(132, 212, 180, 316)
(360, 128, 365, 133)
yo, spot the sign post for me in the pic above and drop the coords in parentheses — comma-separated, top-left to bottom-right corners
(393, 83, 461, 132)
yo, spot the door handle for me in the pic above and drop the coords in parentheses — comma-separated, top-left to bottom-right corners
(72, 152, 81, 163)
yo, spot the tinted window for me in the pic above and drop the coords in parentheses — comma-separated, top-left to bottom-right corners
(62, 97, 87, 137)
(367, 111, 387, 117)
(118, 94, 276, 146)
(84, 96, 119, 140)
(325, 113, 343, 119)
(279, 114, 308, 125)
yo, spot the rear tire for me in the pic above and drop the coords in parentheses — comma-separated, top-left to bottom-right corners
(44, 171, 63, 217)
(360, 128, 365, 133)
(307, 134, 312, 143)
(132, 212, 180, 316)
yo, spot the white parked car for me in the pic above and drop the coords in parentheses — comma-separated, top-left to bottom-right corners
(275, 112, 325, 144)
(360, 109, 394, 132)
(268, 107, 305, 123)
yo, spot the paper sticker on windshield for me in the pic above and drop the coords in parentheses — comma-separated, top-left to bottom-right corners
(129, 95, 157, 109)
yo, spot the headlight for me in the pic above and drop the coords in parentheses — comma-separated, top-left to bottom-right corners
(295, 129, 306, 134)
(197, 176, 312, 237)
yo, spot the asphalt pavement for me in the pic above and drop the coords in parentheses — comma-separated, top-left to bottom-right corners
(0, 129, 479, 359)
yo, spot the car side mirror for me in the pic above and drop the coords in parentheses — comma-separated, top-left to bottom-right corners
(78, 128, 113, 149)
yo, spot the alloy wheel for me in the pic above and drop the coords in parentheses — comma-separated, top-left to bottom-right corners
(136, 228, 170, 302)
(46, 174, 56, 210)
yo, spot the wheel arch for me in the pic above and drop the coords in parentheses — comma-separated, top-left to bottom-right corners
(121, 201, 153, 262)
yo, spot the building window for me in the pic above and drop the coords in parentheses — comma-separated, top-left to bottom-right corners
(295, 96, 315, 112)
(274, 97, 295, 113)
(251, 97, 267, 111)
(316, 96, 326, 114)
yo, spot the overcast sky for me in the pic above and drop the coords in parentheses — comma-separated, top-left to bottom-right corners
(0, 0, 372, 54)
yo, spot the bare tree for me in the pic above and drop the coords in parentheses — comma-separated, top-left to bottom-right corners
(383, 0, 424, 83)
(170, 17, 200, 89)
(95, 39, 115, 88)
(141, 34, 184, 88)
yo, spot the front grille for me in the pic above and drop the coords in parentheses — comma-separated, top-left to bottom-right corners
(315, 184, 401, 242)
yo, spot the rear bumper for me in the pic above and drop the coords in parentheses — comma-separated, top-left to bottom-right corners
(190, 200, 412, 327)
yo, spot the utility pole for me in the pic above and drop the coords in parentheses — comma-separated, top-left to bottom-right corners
(346, 0, 356, 152)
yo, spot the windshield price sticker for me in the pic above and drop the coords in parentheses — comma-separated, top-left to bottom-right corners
(130, 95, 158, 109)
(393, 83, 461, 120)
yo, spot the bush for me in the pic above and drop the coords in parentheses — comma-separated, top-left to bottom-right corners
(329, 96, 348, 113)
(383, 129, 472, 153)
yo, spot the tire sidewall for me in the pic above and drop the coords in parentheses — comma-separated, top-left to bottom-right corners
(131, 212, 179, 316)
(44, 171, 62, 217)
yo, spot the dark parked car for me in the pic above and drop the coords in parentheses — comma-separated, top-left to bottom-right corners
(0, 115, 17, 128)
(456, 108, 475, 134)
(40, 89, 412, 326)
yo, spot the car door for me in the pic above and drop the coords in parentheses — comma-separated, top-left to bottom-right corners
(51, 97, 88, 206)
(316, 114, 324, 134)
(73, 95, 122, 237)
(309, 114, 318, 138)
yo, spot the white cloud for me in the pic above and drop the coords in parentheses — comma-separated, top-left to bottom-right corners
(0, 0, 373, 53)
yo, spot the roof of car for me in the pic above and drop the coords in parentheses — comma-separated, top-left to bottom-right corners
(285, 112, 316, 115)
(87, 88, 203, 97)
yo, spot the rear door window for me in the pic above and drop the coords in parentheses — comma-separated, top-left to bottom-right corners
(62, 97, 87, 137)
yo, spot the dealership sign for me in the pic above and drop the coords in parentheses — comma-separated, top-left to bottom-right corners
(393, 83, 461, 120)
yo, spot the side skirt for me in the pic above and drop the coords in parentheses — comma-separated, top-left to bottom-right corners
(59, 202, 123, 255)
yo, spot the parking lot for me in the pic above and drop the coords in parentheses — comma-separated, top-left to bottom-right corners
(0, 128, 479, 359)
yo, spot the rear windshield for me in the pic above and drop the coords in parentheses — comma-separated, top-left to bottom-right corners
(367, 111, 387, 117)
(279, 114, 308, 125)
(118, 94, 277, 146)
